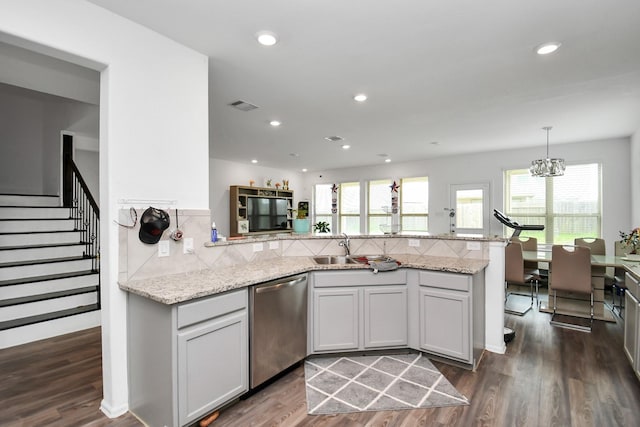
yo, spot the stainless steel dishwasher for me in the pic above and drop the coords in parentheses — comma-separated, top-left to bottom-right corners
(249, 274, 307, 389)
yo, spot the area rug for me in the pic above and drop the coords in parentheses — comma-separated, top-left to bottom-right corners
(304, 352, 469, 415)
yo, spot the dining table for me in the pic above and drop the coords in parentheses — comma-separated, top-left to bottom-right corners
(522, 249, 640, 322)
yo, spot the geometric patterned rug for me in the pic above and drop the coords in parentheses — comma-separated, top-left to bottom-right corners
(304, 352, 469, 415)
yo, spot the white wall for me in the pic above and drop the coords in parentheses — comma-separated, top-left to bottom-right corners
(0, 87, 44, 194)
(0, 0, 209, 418)
(0, 40, 100, 105)
(301, 137, 632, 250)
(209, 158, 304, 237)
(0, 84, 100, 196)
(632, 128, 640, 226)
(75, 148, 100, 204)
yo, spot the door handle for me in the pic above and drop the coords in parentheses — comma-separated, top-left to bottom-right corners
(255, 276, 306, 294)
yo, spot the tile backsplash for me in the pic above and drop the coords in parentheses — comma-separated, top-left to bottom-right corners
(119, 209, 490, 283)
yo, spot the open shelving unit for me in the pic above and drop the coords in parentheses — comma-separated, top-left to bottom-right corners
(229, 185, 294, 237)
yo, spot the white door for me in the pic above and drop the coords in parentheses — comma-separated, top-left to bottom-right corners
(449, 183, 490, 236)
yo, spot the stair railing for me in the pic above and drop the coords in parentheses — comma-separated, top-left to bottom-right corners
(64, 158, 100, 307)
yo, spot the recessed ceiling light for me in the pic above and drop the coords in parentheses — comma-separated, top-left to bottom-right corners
(536, 42, 561, 55)
(354, 94, 367, 102)
(385, 158, 391, 163)
(430, 141, 440, 145)
(251, 159, 258, 164)
(270, 120, 281, 127)
(256, 31, 278, 46)
(302, 168, 308, 172)
(289, 153, 299, 157)
(342, 144, 351, 150)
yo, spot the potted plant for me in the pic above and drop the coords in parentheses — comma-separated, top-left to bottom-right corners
(313, 221, 331, 234)
(620, 227, 640, 260)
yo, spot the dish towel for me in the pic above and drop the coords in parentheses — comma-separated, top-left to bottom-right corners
(369, 259, 400, 274)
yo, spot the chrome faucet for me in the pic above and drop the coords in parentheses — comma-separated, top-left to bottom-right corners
(338, 233, 350, 257)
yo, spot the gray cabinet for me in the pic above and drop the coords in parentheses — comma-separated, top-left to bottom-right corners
(313, 287, 359, 351)
(128, 289, 248, 427)
(417, 270, 484, 368)
(624, 272, 640, 379)
(364, 286, 408, 348)
(419, 287, 470, 360)
(311, 270, 407, 353)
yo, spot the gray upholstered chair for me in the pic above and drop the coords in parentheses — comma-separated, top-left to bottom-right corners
(505, 241, 538, 315)
(550, 245, 593, 330)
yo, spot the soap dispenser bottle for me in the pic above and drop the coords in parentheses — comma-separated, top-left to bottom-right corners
(211, 221, 218, 242)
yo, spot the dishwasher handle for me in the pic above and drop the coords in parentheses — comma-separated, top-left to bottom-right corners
(254, 275, 306, 294)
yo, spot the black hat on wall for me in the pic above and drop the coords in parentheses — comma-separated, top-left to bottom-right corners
(139, 207, 170, 244)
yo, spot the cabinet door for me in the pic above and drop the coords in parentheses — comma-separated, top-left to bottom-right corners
(364, 286, 407, 348)
(313, 288, 359, 352)
(419, 287, 470, 362)
(624, 291, 638, 369)
(177, 310, 248, 426)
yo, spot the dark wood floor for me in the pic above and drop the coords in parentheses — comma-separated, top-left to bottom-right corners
(2, 300, 640, 427)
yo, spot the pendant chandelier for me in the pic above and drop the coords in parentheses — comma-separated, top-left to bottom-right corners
(530, 126, 565, 177)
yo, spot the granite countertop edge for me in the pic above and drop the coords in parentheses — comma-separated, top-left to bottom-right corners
(119, 255, 489, 305)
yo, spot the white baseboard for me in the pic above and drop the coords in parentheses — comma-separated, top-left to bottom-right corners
(485, 342, 507, 354)
(100, 399, 129, 419)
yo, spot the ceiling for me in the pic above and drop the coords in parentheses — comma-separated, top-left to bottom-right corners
(88, 0, 640, 172)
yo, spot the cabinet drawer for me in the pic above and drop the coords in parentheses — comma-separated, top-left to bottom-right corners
(627, 272, 640, 301)
(313, 269, 406, 287)
(419, 270, 470, 292)
(177, 289, 247, 329)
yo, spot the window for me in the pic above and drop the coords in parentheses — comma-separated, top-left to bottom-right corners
(313, 184, 333, 230)
(314, 177, 428, 234)
(400, 177, 428, 232)
(504, 163, 601, 244)
(340, 182, 361, 234)
(368, 179, 392, 234)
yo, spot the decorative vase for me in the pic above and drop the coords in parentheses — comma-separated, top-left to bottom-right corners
(293, 218, 310, 234)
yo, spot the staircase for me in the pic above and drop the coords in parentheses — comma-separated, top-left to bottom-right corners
(0, 194, 100, 349)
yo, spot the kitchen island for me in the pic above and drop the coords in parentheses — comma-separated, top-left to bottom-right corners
(122, 249, 493, 427)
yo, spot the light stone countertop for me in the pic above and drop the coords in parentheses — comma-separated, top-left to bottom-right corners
(119, 255, 489, 305)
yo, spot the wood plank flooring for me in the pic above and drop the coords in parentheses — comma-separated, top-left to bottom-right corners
(2, 303, 640, 426)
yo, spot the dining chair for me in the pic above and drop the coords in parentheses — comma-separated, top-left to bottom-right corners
(549, 245, 593, 331)
(612, 241, 627, 317)
(510, 236, 539, 274)
(574, 237, 611, 279)
(505, 241, 538, 315)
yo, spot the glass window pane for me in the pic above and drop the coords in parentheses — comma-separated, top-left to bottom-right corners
(402, 216, 428, 231)
(401, 177, 428, 214)
(314, 184, 332, 215)
(504, 164, 601, 245)
(456, 189, 483, 229)
(340, 182, 360, 214)
(369, 216, 390, 235)
(369, 180, 392, 214)
(341, 216, 360, 234)
(506, 170, 546, 214)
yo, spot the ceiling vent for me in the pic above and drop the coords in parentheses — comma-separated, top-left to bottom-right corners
(228, 100, 259, 112)
(324, 136, 344, 142)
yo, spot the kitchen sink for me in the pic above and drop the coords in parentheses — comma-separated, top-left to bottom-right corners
(312, 255, 360, 265)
